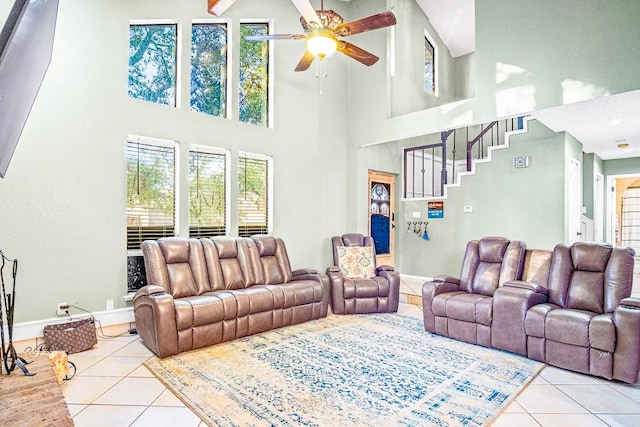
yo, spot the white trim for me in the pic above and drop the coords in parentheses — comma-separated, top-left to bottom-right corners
(8, 308, 135, 342)
(423, 29, 438, 97)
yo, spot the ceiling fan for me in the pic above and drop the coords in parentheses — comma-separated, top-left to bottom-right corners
(208, 0, 397, 72)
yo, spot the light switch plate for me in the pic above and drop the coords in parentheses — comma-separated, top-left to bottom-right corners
(412, 211, 421, 218)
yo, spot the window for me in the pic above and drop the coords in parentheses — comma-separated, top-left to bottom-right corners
(126, 137, 177, 250)
(424, 33, 436, 95)
(190, 23, 228, 117)
(189, 146, 229, 238)
(238, 152, 272, 237)
(128, 23, 178, 106)
(239, 23, 269, 126)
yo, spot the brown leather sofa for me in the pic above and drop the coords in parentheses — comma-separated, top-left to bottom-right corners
(326, 233, 400, 314)
(424, 238, 640, 384)
(134, 235, 330, 357)
(422, 237, 526, 346)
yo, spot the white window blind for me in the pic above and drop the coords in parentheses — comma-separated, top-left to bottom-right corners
(238, 153, 270, 237)
(126, 138, 176, 250)
(189, 147, 228, 238)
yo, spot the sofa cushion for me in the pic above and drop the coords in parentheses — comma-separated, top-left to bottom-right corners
(166, 263, 198, 298)
(343, 277, 390, 299)
(567, 270, 605, 313)
(524, 303, 557, 338)
(545, 308, 593, 347)
(436, 293, 493, 325)
(337, 246, 375, 279)
(174, 296, 228, 330)
(589, 313, 616, 353)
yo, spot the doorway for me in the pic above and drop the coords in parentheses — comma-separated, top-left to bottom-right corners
(368, 170, 395, 267)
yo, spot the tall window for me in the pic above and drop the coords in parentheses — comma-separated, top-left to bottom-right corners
(238, 152, 271, 237)
(424, 34, 435, 95)
(190, 23, 228, 117)
(189, 146, 228, 238)
(239, 23, 269, 126)
(126, 138, 177, 250)
(128, 23, 177, 106)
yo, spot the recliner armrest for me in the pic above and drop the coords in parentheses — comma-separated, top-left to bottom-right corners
(326, 266, 341, 274)
(432, 275, 460, 285)
(134, 285, 166, 301)
(620, 297, 640, 309)
(503, 280, 548, 295)
(377, 264, 394, 272)
(292, 268, 317, 276)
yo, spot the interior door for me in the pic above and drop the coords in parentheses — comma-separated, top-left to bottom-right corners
(368, 170, 395, 267)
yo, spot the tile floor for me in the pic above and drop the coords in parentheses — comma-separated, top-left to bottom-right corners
(9, 274, 640, 426)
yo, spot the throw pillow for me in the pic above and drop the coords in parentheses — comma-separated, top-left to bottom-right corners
(337, 246, 375, 279)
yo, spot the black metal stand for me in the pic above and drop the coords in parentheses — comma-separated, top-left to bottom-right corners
(0, 250, 33, 376)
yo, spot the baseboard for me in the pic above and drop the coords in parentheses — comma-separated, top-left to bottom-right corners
(9, 307, 135, 342)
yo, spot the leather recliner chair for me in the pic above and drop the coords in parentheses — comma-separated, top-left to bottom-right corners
(326, 233, 400, 314)
(422, 236, 526, 347)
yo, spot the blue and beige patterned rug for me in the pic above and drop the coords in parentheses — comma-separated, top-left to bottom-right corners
(144, 313, 543, 426)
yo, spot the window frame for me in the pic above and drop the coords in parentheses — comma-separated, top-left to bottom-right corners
(238, 20, 274, 128)
(128, 19, 182, 108)
(237, 151, 273, 237)
(188, 144, 231, 238)
(190, 19, 232, 119)
(126, 135, 180, 253)
(423, 29, 438, 97)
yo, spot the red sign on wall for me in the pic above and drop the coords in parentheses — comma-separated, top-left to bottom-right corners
(428, 201, 444, 218)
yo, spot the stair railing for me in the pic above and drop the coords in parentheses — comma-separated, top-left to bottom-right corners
(403, 116, 525, 199)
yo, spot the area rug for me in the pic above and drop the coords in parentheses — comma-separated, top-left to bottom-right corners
(144, 313, 543, 426)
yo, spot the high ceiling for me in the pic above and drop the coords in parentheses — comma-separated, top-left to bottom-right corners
(414, 0, 638, 161)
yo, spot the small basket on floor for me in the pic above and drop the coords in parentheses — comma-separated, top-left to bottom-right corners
(43, 317, 97, 354)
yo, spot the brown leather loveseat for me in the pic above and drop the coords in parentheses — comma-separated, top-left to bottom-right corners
(134, 235, 330, 357)
(492, 241, 639, 383)
(424, 238, 640, 383)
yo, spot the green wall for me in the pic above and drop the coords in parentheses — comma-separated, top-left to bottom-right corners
(396, 119, 567, 277)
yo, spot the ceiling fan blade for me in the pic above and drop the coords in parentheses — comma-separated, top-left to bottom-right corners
(337, 41, 379, 66)
(334, 11, 397, 37)
(291, 0, 321, 26)
(245, 34, 307, 41)
(207, 0, 238, 16)
(295, 51, 315, 72)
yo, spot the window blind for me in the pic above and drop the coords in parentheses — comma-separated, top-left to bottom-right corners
(189, 148, 227, 238)
(238, 154, 269, 237)
(126, 140, 176, 250)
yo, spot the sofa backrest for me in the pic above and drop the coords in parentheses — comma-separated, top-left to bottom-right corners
(142, 235, 296, 297)
(141, 237, 209, 298)
(251, 235, 293, 285)
(522, 249, 553, 288)
(459, 237, 526, 296)
(201, 237, 256, 290)
(548, 242, 635, 313)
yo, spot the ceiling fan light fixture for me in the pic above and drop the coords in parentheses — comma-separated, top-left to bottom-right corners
(305, 32, 338, 59)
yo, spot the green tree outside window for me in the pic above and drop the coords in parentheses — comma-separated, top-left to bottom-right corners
(191, 24, 227, 117)
(239, 23, 269, 126)
(128, 24, 177, 106)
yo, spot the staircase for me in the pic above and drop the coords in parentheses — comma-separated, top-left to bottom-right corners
(403, 116, 528, 200)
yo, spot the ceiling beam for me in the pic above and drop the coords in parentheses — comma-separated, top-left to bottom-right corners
(207, 0, 238, 16)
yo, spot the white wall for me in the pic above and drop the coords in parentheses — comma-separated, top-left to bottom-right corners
(0, 0, 352, 323)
